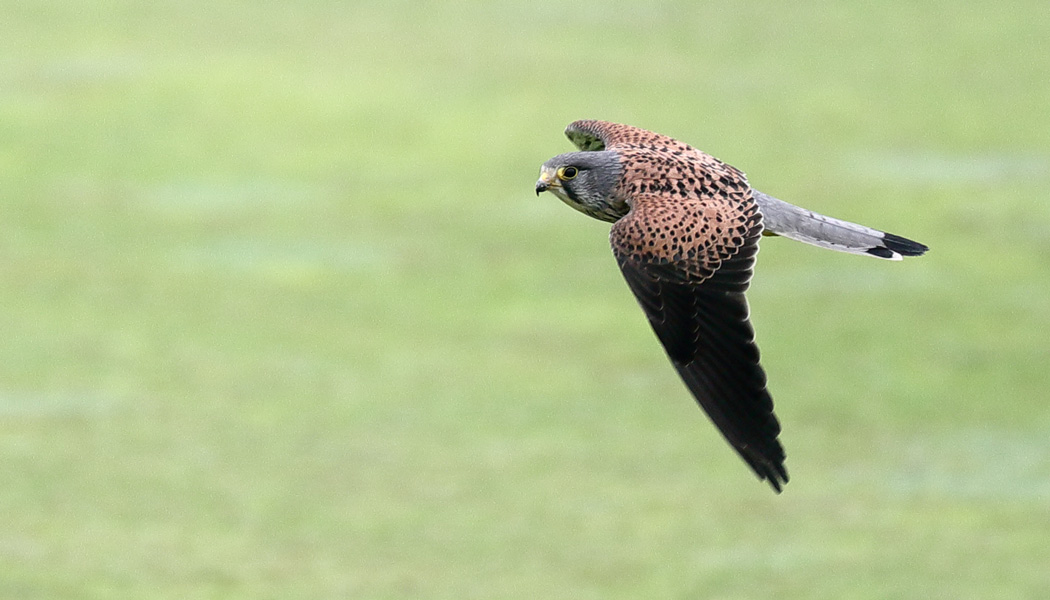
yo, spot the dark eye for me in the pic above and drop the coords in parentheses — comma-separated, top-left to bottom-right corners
(557, 166, 579, 180)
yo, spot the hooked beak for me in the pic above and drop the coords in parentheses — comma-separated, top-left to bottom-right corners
(535, 168, 558, 196)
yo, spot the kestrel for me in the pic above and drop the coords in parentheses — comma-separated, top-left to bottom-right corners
(536, 120, 927, 492)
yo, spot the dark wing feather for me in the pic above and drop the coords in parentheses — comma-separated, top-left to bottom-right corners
(614, 222, 788, 492)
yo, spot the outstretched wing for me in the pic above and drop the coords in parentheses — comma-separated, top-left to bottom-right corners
(566, 119, 697, 154)
(611, 193, 788, 492)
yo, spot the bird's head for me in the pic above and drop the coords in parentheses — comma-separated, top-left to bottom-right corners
(536, 151, 626, 223)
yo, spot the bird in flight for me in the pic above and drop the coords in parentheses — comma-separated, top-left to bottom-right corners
(536, 120, 927, 492)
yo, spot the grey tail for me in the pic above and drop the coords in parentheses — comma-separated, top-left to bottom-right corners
(752, 190, 928, 261)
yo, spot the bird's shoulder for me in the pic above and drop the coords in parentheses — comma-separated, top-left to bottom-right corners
(611, 191, 761, 285)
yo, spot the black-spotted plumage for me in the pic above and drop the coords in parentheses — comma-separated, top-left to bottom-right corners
(536, 120, 927, 492)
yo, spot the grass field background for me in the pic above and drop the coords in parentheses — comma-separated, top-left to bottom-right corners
(3, 1, 1050, 598)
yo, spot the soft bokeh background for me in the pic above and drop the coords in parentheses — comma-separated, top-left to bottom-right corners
(3, 1, 1049, 598)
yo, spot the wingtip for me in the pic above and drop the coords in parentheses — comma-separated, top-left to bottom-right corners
(741, 447, 788, 493)
(765, 464, 789, 494)
(564, 120, 608, 152)
(756, 468, 787, 494)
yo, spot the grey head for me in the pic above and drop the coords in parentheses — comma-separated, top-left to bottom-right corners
(535, 150, 626, 223)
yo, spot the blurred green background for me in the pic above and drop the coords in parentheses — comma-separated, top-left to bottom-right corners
(3, 0, 1049, 598)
